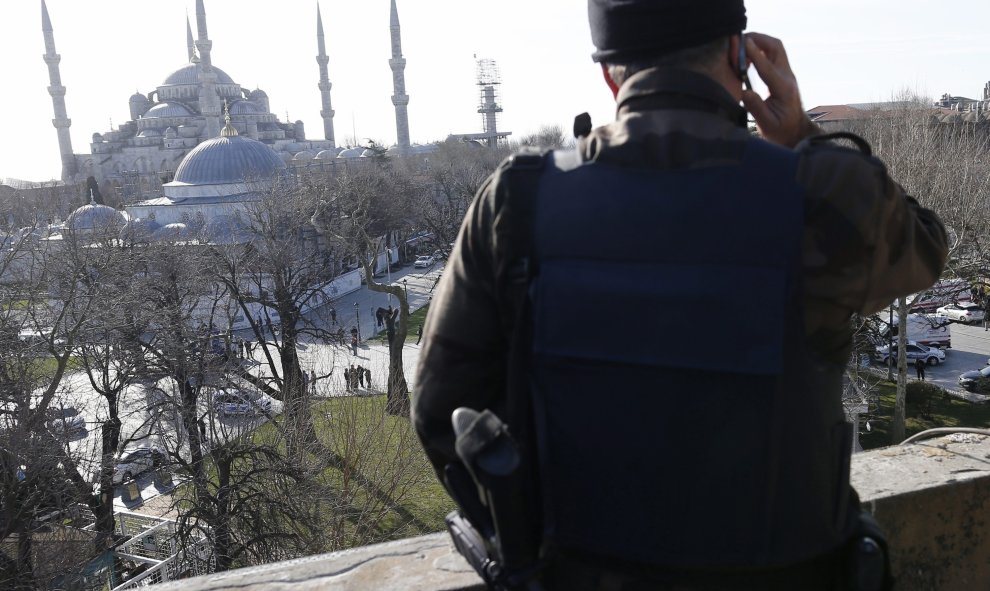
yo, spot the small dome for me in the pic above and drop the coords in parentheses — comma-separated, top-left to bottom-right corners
(92, 133, 104, 142)
(66, 200, 126, 236)
(144, 102, 194, 119)
(249, 88, 268, 99)
(172, 135, 287, 185)
(360, 149, 376, 158)
(315, 150, 336, 160)
(120, 217, 161, 242)
(130, 92, 149, 104)
(164, 127, 177, 139)
(137, 129, 161, 138)
(292, 150, 315, 161)
(337, 147, 364, 159)
(230, 100, 262, 115)
(162, 63, 235, 86)
(153, 222, 190, 241)
(204, 214, 249, 244)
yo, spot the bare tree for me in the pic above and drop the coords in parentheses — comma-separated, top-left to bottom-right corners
(311, 160, 420, 415)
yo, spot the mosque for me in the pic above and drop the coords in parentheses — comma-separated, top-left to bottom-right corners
(35, 0, 415, 280)
(40, 0, 413, 191)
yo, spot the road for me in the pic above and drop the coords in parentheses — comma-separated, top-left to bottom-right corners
(876, 321, 990, 394)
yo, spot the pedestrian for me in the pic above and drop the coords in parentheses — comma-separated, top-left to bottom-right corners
(365, 367, 372, 389)
(357, 364, 365, 388)
(984, 298, 990, 331)
(343, 367, 351, 391)
(351, 333, 358, 356)
(916, 358, 926, 381)
(310, 369, 318, 395)
(198, 417, 207, 442)
(350, 365, 360, 390)
(330, 307, 337, 325)
(376, 307, 385, 328)
(413, 4, 948, 588)
(416, 324, 423, 345)
(301, 369, 309, 392)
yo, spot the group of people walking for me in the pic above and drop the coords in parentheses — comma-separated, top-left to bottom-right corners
(343, 365, 371, 391)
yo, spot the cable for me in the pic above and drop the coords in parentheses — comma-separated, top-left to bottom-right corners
(899, 427, 990, 445)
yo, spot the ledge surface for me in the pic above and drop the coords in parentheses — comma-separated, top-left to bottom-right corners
(152, 434, 990, 590)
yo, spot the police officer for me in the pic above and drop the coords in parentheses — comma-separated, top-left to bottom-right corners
(414, 1, 948, 588)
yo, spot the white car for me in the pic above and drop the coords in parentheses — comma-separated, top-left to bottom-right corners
(112, 447, 165, 484)
(874, 341, 946, 366)
(45, 407, 86, 438)
(935, 302, 985, 324)
(414, 255, 435, 268)
(214, 392, 272, 416)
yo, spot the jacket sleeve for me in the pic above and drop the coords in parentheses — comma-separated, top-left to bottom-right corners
(797, 144, 949, 317)
(413, 171, 509, 479)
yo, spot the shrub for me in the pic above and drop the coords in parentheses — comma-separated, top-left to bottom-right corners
(906, 381, 944, 418)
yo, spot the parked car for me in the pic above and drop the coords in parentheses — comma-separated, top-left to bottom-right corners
(414, 255, 435, 268)
(112, 447, 165, 484)
(959, 365, 990, 392)
(214, 392, 271, 416)
(45, 407, 85, 438)
(936, 302, 985, 324)
(874, 341, 945, 366)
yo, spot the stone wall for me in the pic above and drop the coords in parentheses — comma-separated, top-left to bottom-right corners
(152, 434, 990, 590)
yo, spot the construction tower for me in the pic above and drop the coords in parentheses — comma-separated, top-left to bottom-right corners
(476, 59, 511, 147)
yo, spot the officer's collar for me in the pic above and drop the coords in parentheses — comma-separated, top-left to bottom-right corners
(615, 67, 747, 128)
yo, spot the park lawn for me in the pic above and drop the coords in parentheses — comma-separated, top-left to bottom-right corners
(372, 303, 430, 344)
(251, 393, 453, 545)
(858, 381, 990, 450)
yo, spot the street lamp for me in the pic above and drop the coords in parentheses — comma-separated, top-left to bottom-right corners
(354, 302, 361, 341)
(402, 278, 408, 301)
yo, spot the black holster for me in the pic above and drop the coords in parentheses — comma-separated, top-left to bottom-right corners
(444, 408, 543, 591)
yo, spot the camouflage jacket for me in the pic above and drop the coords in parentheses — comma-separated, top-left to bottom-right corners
(413, 67, 948, 476)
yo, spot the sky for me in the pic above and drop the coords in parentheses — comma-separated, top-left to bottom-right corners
(3, 0, 990, 183)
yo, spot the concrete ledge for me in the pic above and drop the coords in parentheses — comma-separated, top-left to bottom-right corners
(853, 433, 990, 590)
(152, 434, 990, 590)
(150, 532, 484, 591)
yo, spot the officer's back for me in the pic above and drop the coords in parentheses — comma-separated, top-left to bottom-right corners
(414, 1, 949, 589)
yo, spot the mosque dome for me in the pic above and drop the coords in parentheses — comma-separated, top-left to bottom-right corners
(130, 92, 149, 104)
(66, 199, 127, 235)
(204, 214, 250, 244)
(249, 88, 268, 99)
(120, 217, 161, 243)
(292, 150, 315, 161)
(337, 147, 364, 159)
(315, 150, 336, 160)
(153, 222, 191, 241)
(360, 149, 376, 158)
(229, 100, 262, 115)
(144, 102, 194, 119)
(162, 62, 235, 86)
(172, 134, 287, 185)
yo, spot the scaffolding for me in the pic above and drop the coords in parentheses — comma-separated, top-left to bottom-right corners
(476, 58, 512, 147)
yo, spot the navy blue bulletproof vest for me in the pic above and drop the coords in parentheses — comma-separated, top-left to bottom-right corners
(528, 139, 854, 570)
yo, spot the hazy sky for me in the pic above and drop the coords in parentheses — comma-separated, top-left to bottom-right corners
(4, 0, 990, 182)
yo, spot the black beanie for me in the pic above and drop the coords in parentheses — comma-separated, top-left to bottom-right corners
(589, 0, 747, 63)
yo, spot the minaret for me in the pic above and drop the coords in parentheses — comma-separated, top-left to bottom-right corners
(41, 0, 76, 181)
(316, 4, 336, 147)
(186, 13, 196, 62)
(388, 0, 411, 150)
(195, 0, 221, 138)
